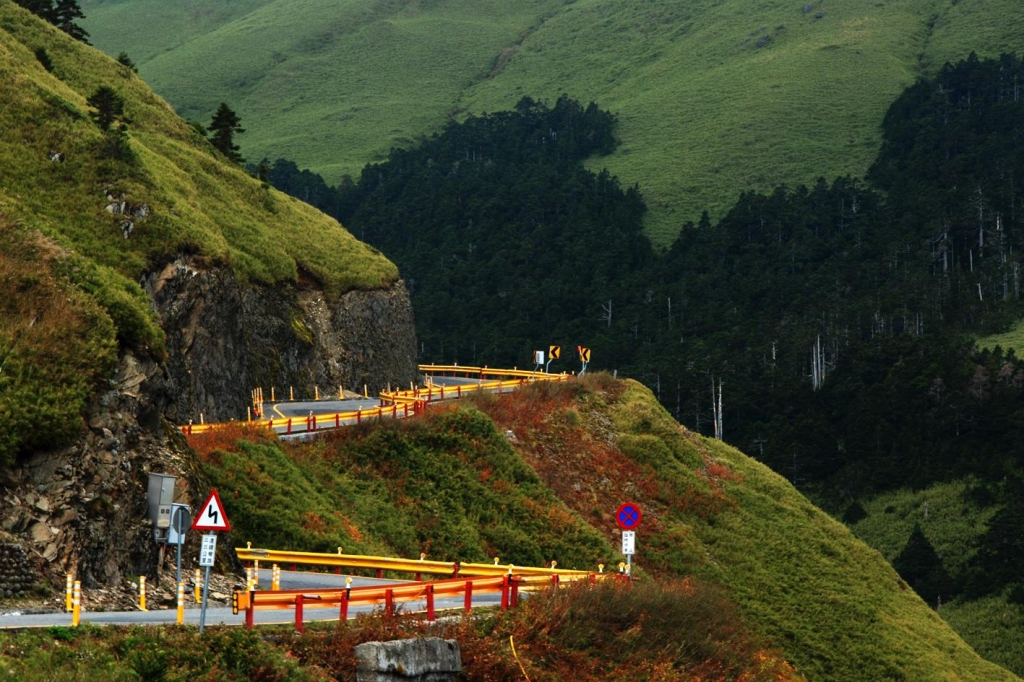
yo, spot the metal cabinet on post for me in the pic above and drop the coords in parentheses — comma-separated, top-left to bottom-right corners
(146, 473, 177, 543)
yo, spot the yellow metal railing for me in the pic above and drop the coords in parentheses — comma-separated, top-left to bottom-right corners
(181, 366, 571, 436)
(235, 547, 599, 580)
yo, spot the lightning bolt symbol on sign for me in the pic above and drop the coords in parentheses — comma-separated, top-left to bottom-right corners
(192, 489, 231, 531)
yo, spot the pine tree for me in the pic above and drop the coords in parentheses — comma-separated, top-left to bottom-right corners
(15, 0, 89, 43)
(50, 0, 89, 43)
(892, 523, 954, 607)
(208, 103, 245, 163)
(86, 86, 124, 131)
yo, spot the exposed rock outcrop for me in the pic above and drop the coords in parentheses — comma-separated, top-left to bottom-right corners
(0, 351, 209, 607)
(148, 257, 418, 423)
(0, 256, 417, 606)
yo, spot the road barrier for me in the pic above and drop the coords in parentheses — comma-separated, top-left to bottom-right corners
(235, 547, 600, 581)
(180, 366, 571, 436)
(233, 571, 601, 632)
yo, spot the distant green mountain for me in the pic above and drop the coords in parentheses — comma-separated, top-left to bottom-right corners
(81, 0, 1024, 243)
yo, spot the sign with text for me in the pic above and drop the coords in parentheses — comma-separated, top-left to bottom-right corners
(199, 534, 218, 567)
(622, 530, 636, 555)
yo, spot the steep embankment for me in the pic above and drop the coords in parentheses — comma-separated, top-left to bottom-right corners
(0, 0, 416, 598)
(195, 376, 1017, 680)
(82, 0, 1024, 242)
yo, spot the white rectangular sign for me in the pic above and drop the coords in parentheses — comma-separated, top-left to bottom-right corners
(199, 534, 218, 567)
(622, 530, 636, 555)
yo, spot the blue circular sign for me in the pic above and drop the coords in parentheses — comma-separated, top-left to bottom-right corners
(616, 502, 642, 530)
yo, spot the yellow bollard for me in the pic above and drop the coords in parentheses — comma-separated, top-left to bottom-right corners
(271, 386, 276, 402)
(176, 581, 185, 625)
(65, 574, 73, 612)
(271, 564, 280, 591)
(289, 386, 294, 401)
(245, 566, 253, 593)
(364, 384, 368, 398)
(253, 560, 260, 587)
(139, 575, 147, 611)
(194, 568, 202, 603)
(71, 580, 81, 627)
(315, 385, 320, 401)
(200, 412, 205, 425)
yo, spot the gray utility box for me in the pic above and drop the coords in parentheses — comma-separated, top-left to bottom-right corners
(147, 473, 177, 543)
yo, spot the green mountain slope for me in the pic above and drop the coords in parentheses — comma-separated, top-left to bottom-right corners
(194, 377, 1018, 681)
(81, 0, 1024, 243)
(0, 0, 396, 464)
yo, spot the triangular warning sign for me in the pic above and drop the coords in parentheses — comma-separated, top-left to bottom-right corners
(191, 488, 231, 531)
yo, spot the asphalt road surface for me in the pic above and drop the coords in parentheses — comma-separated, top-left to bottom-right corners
(0, 570, 501, 629)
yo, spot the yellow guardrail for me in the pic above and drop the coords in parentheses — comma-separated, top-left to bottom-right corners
(235, 547, 600, 580)
(180, 366, 571, 436)
(233, 564, 611, 631)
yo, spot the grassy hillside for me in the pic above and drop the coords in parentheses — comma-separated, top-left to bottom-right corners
(192, 376, 1017, 681)
(81, 0, 1024, 243)
(851, 482, 1024, 674)
(0, 0, 396, 296)
(0, 0, 396, 465)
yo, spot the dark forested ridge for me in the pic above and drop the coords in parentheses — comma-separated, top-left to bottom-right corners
(265, 54, 1024, 606)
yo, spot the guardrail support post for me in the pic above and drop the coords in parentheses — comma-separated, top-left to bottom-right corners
(464, 581, 473, 615)
(71, 580, 81, 627)
(376, 568, 383, 579)
(176, 581, 185, 625)
(246, 593, 255, 628)
(385, 589, 394, 618)
(501, 575, 510, 610)
(295, 594, 305, 634)
(340, 590, 349, 621)
(426, 584, 435, 621)
(510, 578, 520, 607)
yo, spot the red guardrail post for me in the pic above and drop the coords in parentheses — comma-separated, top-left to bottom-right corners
(295, 594, 304, 633)
(376, 568, 384, 579)
(426, 584, 435, 621)
(452, 562, 460, 578)
(464, 581, 473, 615)
(500, 575, 510, 610)
(440, 386, 445, 400)
(385, 589, 394, 618)
(335, 413, 340, 428)
(404, 404, 409, 418)
(357, 409, 362, 424)
(510, 578, 520, 607)
(340, 589, 349, 621)
(457, 385, 462, 398)
(245, 593, 255, 629)
(392, 405, 397, 419)
(286, 418, 292, 435)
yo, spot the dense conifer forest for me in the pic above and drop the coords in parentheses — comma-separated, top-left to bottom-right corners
(264, 54, 1024, 608)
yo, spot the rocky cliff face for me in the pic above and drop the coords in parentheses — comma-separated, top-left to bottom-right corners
(148, 257, 419, 423)
(0, 352, 205, 604)
(0, 256, 417, 605)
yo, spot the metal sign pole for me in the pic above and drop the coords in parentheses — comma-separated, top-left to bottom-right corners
(198, 531, 217, 632)
(199, 562, 212, 632)
(171, 506, 185, 588)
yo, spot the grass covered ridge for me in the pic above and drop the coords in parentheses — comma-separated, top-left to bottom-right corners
(194, 375, 1016, 680)
(0, 0, 397, 302)
(82, 0, 1024, 243)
